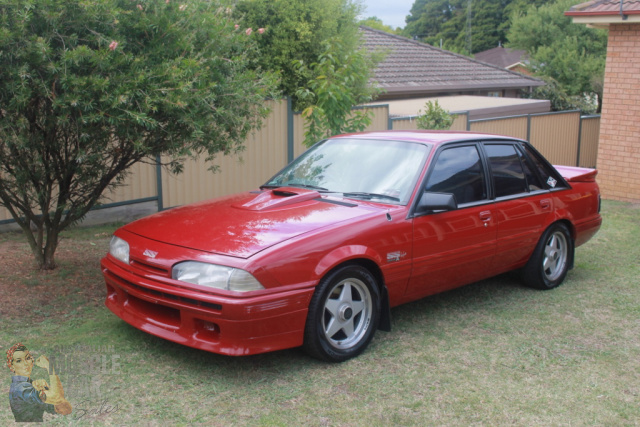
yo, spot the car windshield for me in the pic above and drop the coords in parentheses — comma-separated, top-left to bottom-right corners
(264, 138, 431, 205)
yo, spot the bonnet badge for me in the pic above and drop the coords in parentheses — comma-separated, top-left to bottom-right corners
(143, 249, 158, 258)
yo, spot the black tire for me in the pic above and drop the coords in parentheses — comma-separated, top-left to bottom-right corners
(303, 265, 380, 362)
(522, 223, 574, 290)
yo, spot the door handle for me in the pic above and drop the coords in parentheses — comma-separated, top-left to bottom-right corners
(479, 211, 492, 226)
(540, 199, 551, 210)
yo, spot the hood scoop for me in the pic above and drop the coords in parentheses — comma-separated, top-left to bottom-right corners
(233, 187, 320, 211)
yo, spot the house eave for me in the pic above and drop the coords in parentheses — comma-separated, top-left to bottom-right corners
(566, 12, 640, 28)
(506, 62, 527, 70)
(375, 80, 544, 96)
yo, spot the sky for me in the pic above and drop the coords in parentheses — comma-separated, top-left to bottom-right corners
(360, 0, 415, 29)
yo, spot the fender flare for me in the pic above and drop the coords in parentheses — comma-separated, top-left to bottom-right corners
(313, 245, 383, 278)
(313, 245, 391, 332)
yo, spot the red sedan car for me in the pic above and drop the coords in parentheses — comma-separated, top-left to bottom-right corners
(102, 131, 602, 362)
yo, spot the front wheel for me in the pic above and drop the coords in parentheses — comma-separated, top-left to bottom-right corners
(522, 223, 574, 290)
(304, 265, 380, 362)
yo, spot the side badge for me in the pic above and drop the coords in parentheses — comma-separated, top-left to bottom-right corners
(387, 251, 407, 263)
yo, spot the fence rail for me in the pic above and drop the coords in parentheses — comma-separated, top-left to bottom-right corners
(0, 99, 601, 225)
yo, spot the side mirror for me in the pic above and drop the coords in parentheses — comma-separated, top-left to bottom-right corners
(415, 192, 457, 215)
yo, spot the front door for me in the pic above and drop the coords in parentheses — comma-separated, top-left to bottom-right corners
(406, 144, 497, 300)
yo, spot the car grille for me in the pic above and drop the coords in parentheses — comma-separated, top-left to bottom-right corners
(130, 258, 170, 276)
(105, 269, 223, 312)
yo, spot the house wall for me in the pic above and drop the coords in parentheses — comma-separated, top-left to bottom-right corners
(597, 24, 640, 202)
(508, 65, 532, 76)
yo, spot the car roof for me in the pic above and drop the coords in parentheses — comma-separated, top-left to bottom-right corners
(332, 130, 522, 148)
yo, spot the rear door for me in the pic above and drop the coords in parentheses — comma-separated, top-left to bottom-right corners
(482, 142, 555, 271)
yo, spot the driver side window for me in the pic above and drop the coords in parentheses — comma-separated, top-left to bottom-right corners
(425, 145, 488, 205)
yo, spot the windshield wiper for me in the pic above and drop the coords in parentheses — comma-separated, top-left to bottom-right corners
(260, 183, 330, 192)
(342, 192, 400, 202)
(285, 183, 330, 192)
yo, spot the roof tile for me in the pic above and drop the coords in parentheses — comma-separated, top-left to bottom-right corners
(568, 0, 640, 14)
(474, 46, 528, 69)
(361, 27, 543, 97)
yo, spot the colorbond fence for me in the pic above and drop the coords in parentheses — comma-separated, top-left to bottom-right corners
(158, 99, 290, 209)
(391, 110, 599, 168)
(578, 115, 601, 168)
(0, 100, 601, 224)
(390, 112, 469, 132)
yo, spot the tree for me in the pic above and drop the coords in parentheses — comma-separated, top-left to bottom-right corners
(403, 0, 550, 54)
(295, 38, 381, 147)
(234, 0, 384, 146)
(0, 0, 276, 269)
(358, 17, 400, 35)
(522, 76, 598, 114)
(234, 0, 363, 108)
(416, 100, 456, 130)
(507, 0, 607, 111)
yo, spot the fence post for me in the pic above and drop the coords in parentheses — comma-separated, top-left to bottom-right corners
(576, 116, 583, 167)
(461, 111, 470, 131)
(155, 154, 164, 211)
(287, 97, 295, 163)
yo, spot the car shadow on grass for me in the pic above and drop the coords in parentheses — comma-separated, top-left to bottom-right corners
(112, 271, 548, 373)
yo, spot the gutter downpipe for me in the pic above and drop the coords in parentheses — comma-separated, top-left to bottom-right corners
(621, 0, 628, 20)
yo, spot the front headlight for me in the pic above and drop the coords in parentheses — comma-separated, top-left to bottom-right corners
(172, 261, 264, 292)
(109, 236, 130, 264)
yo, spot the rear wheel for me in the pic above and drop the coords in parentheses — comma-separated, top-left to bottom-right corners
(304, 265, 380, 362)
(522, 223, 574, 290)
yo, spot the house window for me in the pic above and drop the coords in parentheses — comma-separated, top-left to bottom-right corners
(487, 91, 502, 97)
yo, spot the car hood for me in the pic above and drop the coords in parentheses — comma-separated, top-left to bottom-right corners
(123, 188, 383, 258)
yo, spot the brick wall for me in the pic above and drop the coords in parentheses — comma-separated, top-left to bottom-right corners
(598, 24, 640, 202)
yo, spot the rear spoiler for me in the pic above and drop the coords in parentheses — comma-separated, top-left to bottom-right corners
(553, 165, 598, 183)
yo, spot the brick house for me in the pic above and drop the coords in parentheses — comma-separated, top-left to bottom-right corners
(566, 1, 640, 202)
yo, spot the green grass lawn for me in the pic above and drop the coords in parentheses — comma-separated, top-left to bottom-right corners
(1, 201, 639, 425)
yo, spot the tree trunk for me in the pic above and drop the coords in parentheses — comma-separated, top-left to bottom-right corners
(20, 222, 59, 270)
(41, 248, 58, 270)
(41, 228, 60, 270)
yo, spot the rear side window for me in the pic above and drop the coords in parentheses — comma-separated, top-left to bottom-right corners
(425, 145, 487, 205)
(516, 146, 544, 191)
(521, 143, 566, 190)
(485, 144, 528, 197)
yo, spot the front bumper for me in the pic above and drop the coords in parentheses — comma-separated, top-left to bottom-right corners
(102, 256, 314, 356)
